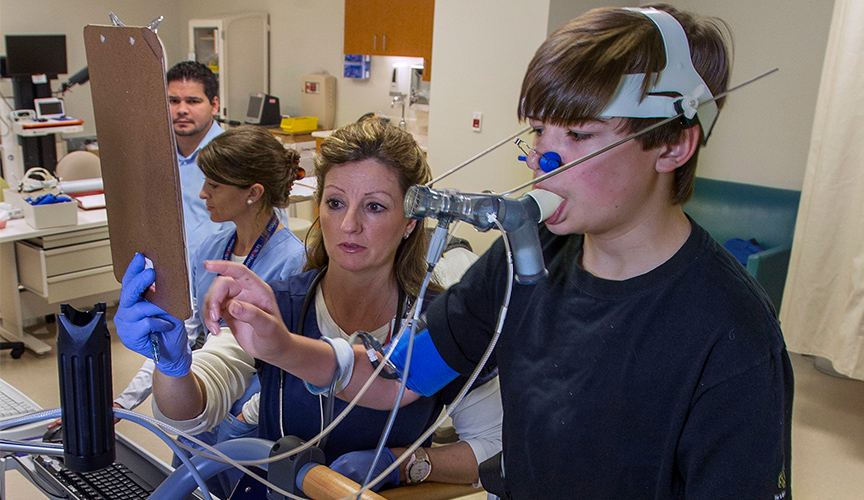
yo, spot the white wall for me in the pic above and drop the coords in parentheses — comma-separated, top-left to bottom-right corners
(176, 0, 428, 129)
(0, 0, 185, 137)
(424, 0, 551, 251)
(663, 0, 834, 191)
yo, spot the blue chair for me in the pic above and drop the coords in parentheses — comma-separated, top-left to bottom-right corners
(683, 177, 801, 311)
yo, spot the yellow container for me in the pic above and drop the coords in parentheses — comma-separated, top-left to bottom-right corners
(280, 116, 318, 134)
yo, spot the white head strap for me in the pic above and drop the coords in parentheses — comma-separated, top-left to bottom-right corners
(600, 8, 718, 143)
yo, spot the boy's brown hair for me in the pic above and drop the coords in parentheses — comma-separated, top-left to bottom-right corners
(519, 4, 732, 204)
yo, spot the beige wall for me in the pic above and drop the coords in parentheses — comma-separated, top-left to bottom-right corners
(0, 0, 420, 136)
(0, 1, 186, 137)
(423, 0, 551, 251)
(1, 0, 835, 252)
(665, 0, 834, 191)
(176, 0, 432, 129)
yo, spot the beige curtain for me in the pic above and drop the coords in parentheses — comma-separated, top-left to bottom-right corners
(780, 0, 864, 380)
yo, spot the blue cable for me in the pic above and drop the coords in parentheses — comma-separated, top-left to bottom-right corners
(0, 407, 212, 500)
(114, 408, 213, 500)
(356, 270, 432, 496)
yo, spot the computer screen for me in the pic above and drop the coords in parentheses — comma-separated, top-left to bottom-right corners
(34, 98, 65, 119)
(246, 94, 264, 122)
(4, 34, 67, 77)
(244, 92, 280, 126)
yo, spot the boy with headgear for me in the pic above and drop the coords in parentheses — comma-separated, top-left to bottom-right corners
(200, 4, 793, 498)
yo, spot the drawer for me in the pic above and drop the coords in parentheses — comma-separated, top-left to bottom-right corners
(16, 239, 115, 299)
(45, 265, 121, 303)
(17, 238, 113, 277)
(25, 226, 110, 249)
(18, 264, 120, 302)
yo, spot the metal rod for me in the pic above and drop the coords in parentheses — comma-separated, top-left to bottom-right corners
(501, 115, 680, 195)
(501, 68, 779, 196)
(0, 440, 64, 456)
(428, 125, 532, 187)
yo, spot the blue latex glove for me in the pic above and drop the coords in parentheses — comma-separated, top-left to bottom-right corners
(113, 253, 192, 377)
(329, 448, 401, 491)
(26, 193, 73, 205)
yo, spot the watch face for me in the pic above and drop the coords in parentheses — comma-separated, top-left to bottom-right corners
(408, 458, 431, 483)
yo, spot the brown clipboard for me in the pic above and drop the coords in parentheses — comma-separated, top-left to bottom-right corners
(84, 25, 191, 321)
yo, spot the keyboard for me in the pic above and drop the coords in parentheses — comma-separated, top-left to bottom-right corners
(34, 455, 155, 500)
(0, 376, 51, 440)
(0, 376, 41, 418)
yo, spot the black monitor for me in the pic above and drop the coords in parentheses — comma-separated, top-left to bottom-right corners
(244, 92, 280, 126)
(4, 34, 67, 77)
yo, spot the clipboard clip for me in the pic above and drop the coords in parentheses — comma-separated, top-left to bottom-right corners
(108, 12, 164, 34)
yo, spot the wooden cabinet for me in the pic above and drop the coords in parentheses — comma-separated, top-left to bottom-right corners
(344, 0, 435, 80)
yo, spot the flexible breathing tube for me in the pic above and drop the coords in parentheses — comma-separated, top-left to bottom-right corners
(0, 407, 214, 500)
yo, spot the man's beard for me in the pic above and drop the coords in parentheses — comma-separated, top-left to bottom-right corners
(173, 116, 211, 137)
(174, 123, 207, 137)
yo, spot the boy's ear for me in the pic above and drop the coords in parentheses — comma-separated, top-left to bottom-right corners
(656, 126, 701, 173)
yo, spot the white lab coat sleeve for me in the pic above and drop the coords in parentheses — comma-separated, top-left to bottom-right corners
(433, 247, 480, 289)
(184, 294, 205, 348)
(151, 327, 256, 434)
(446, 376, 503, 465)
(241, 392, 261, 425)
(114, 359, 155, 410)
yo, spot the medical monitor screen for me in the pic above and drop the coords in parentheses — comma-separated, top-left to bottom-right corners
(246, 95, 264, 121)
(4, 35, 67, 77)
(35, 98, 65, 119)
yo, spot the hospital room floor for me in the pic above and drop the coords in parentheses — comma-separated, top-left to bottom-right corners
(2, 317, 864, 499)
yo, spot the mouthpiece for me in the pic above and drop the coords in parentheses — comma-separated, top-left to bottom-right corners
(523, 190, 563, 222)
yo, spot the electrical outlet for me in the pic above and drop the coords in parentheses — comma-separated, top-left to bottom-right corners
(472, 112, 482, 133)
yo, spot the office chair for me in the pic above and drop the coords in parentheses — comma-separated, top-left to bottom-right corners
(55, 151, 102, 181)
(0, 341, 25, 359)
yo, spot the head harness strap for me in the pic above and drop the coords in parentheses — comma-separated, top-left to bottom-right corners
(600, 8, 719, 144)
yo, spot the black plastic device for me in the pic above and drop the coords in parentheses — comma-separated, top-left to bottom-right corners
(56, 303, 115, 472)
(245, 92, 281, 126)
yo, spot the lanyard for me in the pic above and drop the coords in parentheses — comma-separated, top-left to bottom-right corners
(222, 214, 279, 268)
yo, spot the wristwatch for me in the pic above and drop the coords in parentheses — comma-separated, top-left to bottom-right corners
(406, 447, 432, 484)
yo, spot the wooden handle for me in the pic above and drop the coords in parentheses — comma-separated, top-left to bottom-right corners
(302, 465, 388, 500)
(379, 482, 484, 500)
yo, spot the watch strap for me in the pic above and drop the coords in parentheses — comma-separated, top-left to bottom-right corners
(406, 446, 432, 484)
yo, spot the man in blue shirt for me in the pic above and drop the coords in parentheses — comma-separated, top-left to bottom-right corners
(167, 61, 227, 262)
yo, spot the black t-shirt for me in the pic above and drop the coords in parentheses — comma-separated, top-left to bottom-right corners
(427, 221, 793, 499)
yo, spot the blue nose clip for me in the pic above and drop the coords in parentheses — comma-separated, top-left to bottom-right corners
(517, 151, 562, 173)
(515, 138, 563, 173)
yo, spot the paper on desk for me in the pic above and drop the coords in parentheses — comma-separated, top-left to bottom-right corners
(75, 193, 106, 210)
(290, 176, 317, 199)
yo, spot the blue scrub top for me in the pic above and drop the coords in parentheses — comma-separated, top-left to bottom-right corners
(189, 225, 307, 329)
(177, 120, 229, 263)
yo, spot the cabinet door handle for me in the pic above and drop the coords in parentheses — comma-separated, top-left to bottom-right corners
(383, 35, 387, 52)
(373, 34, 377, 51)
